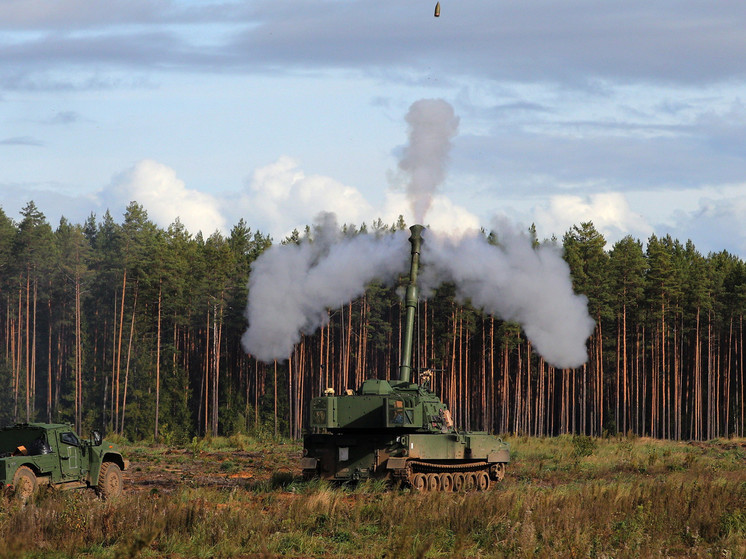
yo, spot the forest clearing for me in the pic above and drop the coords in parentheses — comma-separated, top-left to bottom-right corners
(3, 208, 746, 557)
(1, 434, 744, 558)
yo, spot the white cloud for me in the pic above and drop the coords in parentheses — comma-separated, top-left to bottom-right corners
(533, 192, 653, 244)
(666, 186, 746, 256)
(101, 159, 226, 235)
(238, 156, 374, 239)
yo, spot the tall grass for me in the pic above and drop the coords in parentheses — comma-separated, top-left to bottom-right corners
(1, 436, 744, 557)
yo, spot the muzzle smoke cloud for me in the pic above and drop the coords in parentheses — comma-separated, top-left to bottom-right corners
(242, 99, 594, 368)
(399, 99, 459, 223)
(241, 213, 409, 362)
(419, 222, 596, 369)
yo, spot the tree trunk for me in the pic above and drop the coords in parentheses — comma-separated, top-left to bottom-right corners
(120, 284, 138, 436)
(115, 270, 127, 434)
(47, 289, 52, 423)
(154, 281, 162, 441)
(75, 272, 82, 434)
(25, 272, 30, 423)
(274, 360, 278, 438)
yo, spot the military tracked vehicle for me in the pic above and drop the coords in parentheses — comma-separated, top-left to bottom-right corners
(302, 225, 510, 491)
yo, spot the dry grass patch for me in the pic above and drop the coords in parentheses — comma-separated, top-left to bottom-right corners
(0, 435, 744, 557)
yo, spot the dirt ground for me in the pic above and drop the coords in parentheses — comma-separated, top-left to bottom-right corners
(122, 444, 302, 494)
(120, 437, 746, 495)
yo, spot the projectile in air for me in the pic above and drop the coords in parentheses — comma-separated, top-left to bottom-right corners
(434, 2, 440, 17)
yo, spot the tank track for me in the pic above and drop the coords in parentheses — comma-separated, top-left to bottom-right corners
(407, 459, 490, 473)
(396, 459, 506, 492)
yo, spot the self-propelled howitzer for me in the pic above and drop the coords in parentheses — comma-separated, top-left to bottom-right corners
(301, 225, 509, 491)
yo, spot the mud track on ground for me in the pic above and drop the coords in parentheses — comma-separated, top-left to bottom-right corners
(123, 445, 301, 494)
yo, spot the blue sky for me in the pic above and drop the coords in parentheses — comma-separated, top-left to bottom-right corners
(3, 0, 746, 254)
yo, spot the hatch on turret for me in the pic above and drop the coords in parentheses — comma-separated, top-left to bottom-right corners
(360, 379, 394, 395)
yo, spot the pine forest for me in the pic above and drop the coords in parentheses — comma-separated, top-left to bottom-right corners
(2, 200, 746, 443)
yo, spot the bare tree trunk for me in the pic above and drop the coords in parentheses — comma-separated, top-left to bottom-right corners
(738, 315, 746, 437)
(110, 294, 117, 433)
(14, 285, 22, 422)
(120, 284, 138, 436)
(727, 316, 733, 436)
(622, 301, 628, 434)
(274, 360, 278, 438)
(346, 301, 353, 388)
(514, 337, 521, 435)
(290, 351, 296, 439)
(525, 341, 532, 436)
(25, 273, 30, 423)
(450, 308, 457, 424)
(154, 281, 162, 441)
(4, 295, 9, 361)
(254, 361, 259, 427)
(502, 338, 509, 433)
(31, 277, 37, 419)
(75, 272, 82, 434)
(707, 310, 713, 439)
(481, 319, 487, 431)
(211, 297, 223, 438)
(694, 307, 703, 440)
(115, 270, 127, 434)
(320, 321, 325, 394)
(490, 318, 495, 433)
(204, 307, 210, 436)
(597, 317, 604, 434)
(47, 291, 52, 423)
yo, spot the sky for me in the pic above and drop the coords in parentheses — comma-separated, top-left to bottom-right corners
(3, 0, 746, 255)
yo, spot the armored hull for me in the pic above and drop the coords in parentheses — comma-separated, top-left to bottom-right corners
(302, 380, 509, 491)
(302, 225, 510, 491)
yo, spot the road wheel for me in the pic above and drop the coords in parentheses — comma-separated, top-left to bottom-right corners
(426, 473, 440, 492)
(411, 472, 426, 492)
(439, 472, 453, 492)
(476, 471, 490, 491)
(452, 472, 465, 492)
(465, 472, 478, 491)
(12, 466, 37, 503)
(97, 462, 123, 500)
(491, 463, 506, 482)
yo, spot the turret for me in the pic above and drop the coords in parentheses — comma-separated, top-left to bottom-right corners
(398, 224, 424, 383)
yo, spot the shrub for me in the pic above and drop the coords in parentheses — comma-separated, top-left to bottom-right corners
(571, 435, 597, 460)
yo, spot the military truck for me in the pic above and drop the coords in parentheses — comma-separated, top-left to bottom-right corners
(0, 423, 128, 501)
(302, 225, 510, 491)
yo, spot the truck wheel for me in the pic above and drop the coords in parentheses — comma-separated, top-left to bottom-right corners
(13, 466, 37, 503)
(97, 462, 123, 500)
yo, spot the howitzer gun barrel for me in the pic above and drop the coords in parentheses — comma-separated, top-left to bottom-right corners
(399, 224, 424, 383)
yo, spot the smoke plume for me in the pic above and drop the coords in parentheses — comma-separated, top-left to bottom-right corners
(241, 213, 409, 362)
(399, 99, 459, 223)
(242, 99, 594, 368)
(419, 221, 595, 369)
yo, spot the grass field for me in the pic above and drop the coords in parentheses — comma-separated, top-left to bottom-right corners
(1, 434, 744, 558)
